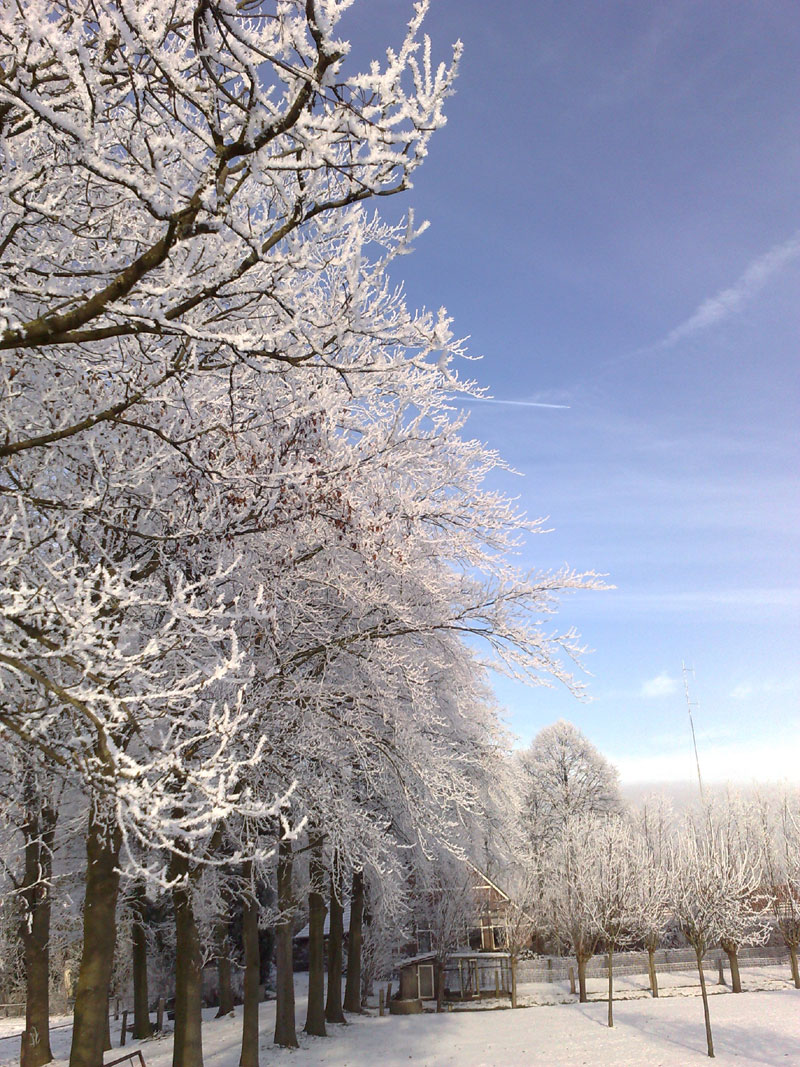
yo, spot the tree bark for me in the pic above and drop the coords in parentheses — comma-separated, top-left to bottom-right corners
(435, 959, 445, 1013)
(510, 955, 518, 1009)
(304, 837, 327, 1037)
(647, 944, 659, 998)
(607, 947, 614, 1028)
(789, 943, 800, 989)
(273, 835, 298, 1048)
(721, 940, 741, 993)
(343, 869, 364, 1014)
(20, 785, 57, 1067)
(130, 881, 153, 1040)
(170, 852, 204, 1067)
(239, 862, 260, 1067)
(577, 954, 588, 1003)
(69, 802, 122, 1067)
(215, 918, 234, 1018)
(695, 946, 715, 1058)
(103, 1000, 111, 1053)
(325, 866, 345, 1025)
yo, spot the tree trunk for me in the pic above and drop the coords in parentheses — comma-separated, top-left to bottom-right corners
(214, 918, 234, 1019)
(239, 863, 260, 1067)
(343, 870, 364, 1014)
(607, 947, 614, 1028)
(577, 954, 588, 1003)
(435, 959, 445, 1013)
(273, 835, 298, 1048)
(103, 1000, 111, 1053)
(324, 866, 345, 1025)
(69, 802, 122, 1067)
(695, 946, 715, 1058)
(647, 944, 659, 998)
(789, 942, 800, 989)
(171, 853, 204, 1067)
(130, 881, 153, 1040)
(304, 838, 327, 1037)
(721, 940, 741, 993)
(510, 954, 518, 1009)
(20, 789, 57, 1067)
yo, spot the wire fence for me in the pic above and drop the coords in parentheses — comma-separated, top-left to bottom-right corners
(516, 944, 790, 983)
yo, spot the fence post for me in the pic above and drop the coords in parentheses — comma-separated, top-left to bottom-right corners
(156, 997, 165, 1033)
(120, 1010, 128, 1046)
(568, 967, 576, 995)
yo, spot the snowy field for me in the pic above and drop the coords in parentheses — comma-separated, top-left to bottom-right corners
(1, 971, 797, 1067)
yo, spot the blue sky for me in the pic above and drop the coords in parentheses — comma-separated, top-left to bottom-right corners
(340, 1, 799, 784)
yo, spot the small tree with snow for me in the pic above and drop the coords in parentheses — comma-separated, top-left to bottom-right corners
(631, 795, 674, 997)
(670, 820, 771, 1059)
(753, 788, 800, 989)
(588, 816, 638, 1027)
(542, 814, 603, 1003)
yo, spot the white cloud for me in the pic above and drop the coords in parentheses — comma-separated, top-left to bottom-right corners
(614, 735, 800, 786)
(660, 230, 800, 348)
(641, 672, 679, 698)
(730, 683, 754, 701)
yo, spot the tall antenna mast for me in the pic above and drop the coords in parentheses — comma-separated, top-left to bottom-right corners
(682, 661, 705, 803)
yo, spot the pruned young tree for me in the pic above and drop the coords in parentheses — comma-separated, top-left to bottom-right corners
(542, 814, 603, 1003)
(630, 796, 674, 998)
(587, 816, 637, 1027)
(669, 820, 771, 1059)
(753, 788, 800, 989)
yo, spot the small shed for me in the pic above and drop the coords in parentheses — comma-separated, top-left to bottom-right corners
(396, 953, 438, 1001)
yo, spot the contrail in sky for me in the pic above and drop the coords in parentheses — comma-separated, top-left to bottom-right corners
(469, 397, 571, 409)
(659, 229, 800, 348)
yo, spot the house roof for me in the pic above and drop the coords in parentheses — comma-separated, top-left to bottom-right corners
(293, 903, 351, 941)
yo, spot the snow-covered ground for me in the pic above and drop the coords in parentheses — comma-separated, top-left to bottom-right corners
(1, 969, 797, 1066)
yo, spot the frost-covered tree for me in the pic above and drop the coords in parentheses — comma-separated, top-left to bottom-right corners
(0, 3, 607, 1065)
(587, 816, 638, 1028)
(518, 721, 622, 852)
(752, 788, 800, 988)
(669, 820, 771, 1059)
(630, 796, 674, 998)
(542, 814, 603, 1002)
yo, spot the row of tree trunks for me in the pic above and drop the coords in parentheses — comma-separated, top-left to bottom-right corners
(63, 805, 367, 1065)
(20, 772, 57, 1067)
